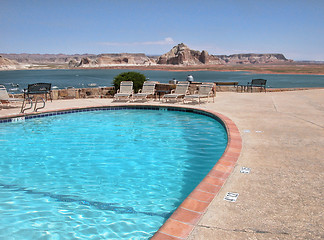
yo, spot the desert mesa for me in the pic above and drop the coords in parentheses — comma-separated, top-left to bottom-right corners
(1, 43, 324, 75)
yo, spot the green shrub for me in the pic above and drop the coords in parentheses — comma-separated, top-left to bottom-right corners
(113, 71, 147, 93)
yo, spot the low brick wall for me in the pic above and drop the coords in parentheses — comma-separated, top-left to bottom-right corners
(12, 85, 309, 101)
(216, 86, 239, 92)
(51, 87, 115, 100)
(11, 87, 115, 100)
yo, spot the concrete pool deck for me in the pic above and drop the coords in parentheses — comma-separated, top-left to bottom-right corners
(1, 89, 323, 239)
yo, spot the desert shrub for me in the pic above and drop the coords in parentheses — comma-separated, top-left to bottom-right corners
(113, 71, 147, 93)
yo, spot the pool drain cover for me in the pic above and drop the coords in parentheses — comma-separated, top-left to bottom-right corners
(240, 167, 251, 174)
(224, 192, 239, 202)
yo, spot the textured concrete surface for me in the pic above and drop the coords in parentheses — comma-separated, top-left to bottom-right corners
(188, 89, 324, 240)
(1, 89, 323, 239)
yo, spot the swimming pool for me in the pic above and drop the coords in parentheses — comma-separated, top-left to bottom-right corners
(0, 107, 228, 239)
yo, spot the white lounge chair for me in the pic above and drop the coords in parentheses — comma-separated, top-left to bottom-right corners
(162, 83, 189, 102)
(0, 85, 24, 109)
(113, 81, 133, 101)
(132, 81, 157, 102)
(184, 83, 215, 104)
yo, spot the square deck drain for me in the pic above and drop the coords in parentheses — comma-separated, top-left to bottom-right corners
(240, 167, 251, 174)
(224, 192, 239, 202)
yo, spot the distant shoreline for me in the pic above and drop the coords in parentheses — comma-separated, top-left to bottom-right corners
(1, 63, 324, 75)
(75, 64, 324, 75)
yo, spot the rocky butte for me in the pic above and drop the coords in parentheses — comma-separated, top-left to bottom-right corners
(0, 43, 291, 70)
(157, 43, 222, 65)
(157, 43, 290, 65)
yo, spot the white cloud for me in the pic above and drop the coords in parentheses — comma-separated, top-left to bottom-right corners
(100, 37, 175, 46)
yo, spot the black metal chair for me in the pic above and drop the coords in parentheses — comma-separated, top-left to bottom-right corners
(247, 79, 267, 92)
(24, 83, 52, 101)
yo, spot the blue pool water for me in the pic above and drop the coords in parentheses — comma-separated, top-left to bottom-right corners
(0, 109, 227, 239)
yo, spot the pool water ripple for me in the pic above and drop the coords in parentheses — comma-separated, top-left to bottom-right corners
(0, 109, 227, 239)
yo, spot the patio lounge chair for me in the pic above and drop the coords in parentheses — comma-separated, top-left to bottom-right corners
(184, 83, 215, 104)
(162, 82, 189, 102)
(0, 85, 24, 109)
(113, 81, 133, 101)
(132, 81, 156, 102)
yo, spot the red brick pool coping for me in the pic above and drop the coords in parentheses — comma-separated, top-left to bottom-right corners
(0, 104, 242, 240)
(151, 109, 241, 240)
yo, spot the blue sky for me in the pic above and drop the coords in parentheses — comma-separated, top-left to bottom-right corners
(1, 0, 323, 60)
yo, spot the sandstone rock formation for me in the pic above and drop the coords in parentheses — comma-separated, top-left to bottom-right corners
(157, 43, 221, 65)
(0, 53, 97, 65)
(0, 44, 292, 70)
(68, 59, 79, 68)
(76, 57, 98, 67)
(199, 50, 209, 64)
(157, 43, 290, 65)
(69, 53, 155, 67)
(96, 53, 154, 66)
(215, 53, 290, 64)
(0, 55, 20, 70)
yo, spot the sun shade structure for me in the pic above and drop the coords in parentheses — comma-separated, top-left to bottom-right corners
(113, 81, 134, 101)
(162, 82, 189, 102)
(184, 83, 215, 104)
(132, 81, 157, 102)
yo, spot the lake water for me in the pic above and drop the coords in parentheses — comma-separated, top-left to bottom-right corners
(1, 69, 324, 93)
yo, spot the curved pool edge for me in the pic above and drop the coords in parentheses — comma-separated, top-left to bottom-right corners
(151, 109, 241, 240)
(0, 104, 242, 240)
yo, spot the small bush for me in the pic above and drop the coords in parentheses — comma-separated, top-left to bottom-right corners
(113, 71, 147, 93)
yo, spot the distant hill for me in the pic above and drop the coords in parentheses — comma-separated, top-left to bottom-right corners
(0, 55, 19, 70)
(0, 43, 293, 70)
(295, 60, 324, 64)
(0, 53, 97, 64)
(215, 53, 290, 64)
